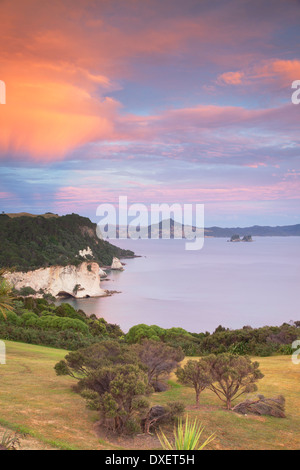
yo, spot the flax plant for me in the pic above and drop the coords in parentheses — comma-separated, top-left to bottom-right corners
(157, 415, 215, 450)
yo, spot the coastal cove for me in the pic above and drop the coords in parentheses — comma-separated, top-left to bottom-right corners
(56, 237, 300, 333)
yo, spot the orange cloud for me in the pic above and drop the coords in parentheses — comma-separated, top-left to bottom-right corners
(0, 0, 298, 161)
(217, 71, 244, 85)
(1, 71, 120, 160)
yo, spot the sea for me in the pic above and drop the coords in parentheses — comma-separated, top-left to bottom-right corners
(56, 237, 300, 334)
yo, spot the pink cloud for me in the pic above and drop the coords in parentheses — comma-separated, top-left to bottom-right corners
(1, 0, 297, 161)
(217, 59, 300, 89)
(217, 71, 245, 85)
(54, 175, 300, 215)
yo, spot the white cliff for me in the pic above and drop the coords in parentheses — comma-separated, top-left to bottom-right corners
(5, 262, 106, 298)
(99, 267, 107, 278)
(78, 247, 94, 258)
(111, 257, 124, 270)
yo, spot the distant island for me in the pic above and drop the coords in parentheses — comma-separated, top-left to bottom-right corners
(205, 224, 300, 238)
(228, 234, 253, 242)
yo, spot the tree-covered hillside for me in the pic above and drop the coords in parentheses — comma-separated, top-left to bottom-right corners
(0, 213, 134, 271)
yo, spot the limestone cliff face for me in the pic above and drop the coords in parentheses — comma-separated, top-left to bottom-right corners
(111, 257, 124, 270)
(99, 267, 107, 278)
(5, 262, 106, 298)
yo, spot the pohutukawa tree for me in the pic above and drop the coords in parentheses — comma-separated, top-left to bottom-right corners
(203, 354, 264, 410)
(176, 359, 212, 407)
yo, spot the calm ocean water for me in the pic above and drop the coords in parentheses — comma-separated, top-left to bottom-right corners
(58, 237, 300, 333)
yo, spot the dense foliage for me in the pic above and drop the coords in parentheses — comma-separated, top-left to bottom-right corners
(0, 297, 123, 350)
(55, 340, 185, 434)
(0, 292, 299, 356)
(0, 213, 134, 270)
(126, 324, 194, 345)
(126, 322, 300, 357)
(55, 341, 152, 434)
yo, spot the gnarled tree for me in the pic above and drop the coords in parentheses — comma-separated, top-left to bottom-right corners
(203, 354, 264, 410)
(133, 339, 184, 391)
(176, 359, 212, 407)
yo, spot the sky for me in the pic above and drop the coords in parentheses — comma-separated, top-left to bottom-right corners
(0, 0, 300, 226)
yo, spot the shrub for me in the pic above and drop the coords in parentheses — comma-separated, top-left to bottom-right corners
(55, 303, 86, 322)
(126, 324, 166, 343)
(35, 315, 89, 334)
(19, 286, 37, 297)
(0, 322, 102, 350)
(20, 311, 39, 327)
(55, 341, 152, 434)
(0, 310, 21, 325)
(55, 341, 139, 378)
(85, 364, 150, 434)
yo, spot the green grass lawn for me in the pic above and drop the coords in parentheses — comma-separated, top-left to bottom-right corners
(153, 355, 300, 450)
(0, 341, 299, 450)
(0, 341, 113, 450)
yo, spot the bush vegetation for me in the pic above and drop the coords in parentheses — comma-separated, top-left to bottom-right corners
(0, 296, 124, 350)
(0, 284, 299, 357)
(0, 291, 299, 356)
(126, 322, 300, 357)
(54, 340, 266, 435)
(0, 213, 134, 271)
(54, 340, 183, 434)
